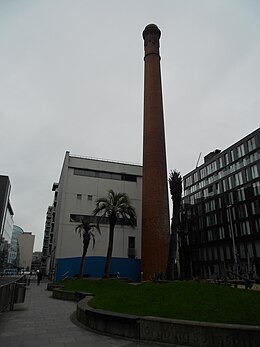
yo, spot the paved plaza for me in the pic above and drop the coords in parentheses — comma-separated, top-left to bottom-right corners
(0, 280, 170, 347)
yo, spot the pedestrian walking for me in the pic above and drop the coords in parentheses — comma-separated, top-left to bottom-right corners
(36, 270, 42, 285)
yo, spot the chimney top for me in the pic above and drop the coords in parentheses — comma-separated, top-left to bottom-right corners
(143, 24, 161, 58)
(142, 24, 161, 39)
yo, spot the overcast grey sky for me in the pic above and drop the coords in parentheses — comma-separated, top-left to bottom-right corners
(1, 0, 259, 250)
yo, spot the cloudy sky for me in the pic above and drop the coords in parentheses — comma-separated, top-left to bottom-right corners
(1, 0, 259, 250)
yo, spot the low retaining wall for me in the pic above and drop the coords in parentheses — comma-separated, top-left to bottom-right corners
(52, 289, 93, 302)
(46, 283, 64, 291)
(77, 299, 139, 339)
(77, 299, 260, 347)
(140, 316, 260, 347)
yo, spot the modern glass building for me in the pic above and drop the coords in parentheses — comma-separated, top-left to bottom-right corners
(8, 225, 24, 268)
(179, 127, 260, 280)
(0, 176, 13, 272)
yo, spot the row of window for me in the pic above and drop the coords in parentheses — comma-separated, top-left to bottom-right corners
(207, 218, 259, 241)
(185, 170, 260, 203)
(197, 240, 260, 262)
(185, 160, 259, 196)
(73, 168, 137, 182)
(185, 147, 259, 188)
(185, 182, 259, 206)
(184, 201, 260, 226)
(70, 214, 136, 226)
(76, 194, 93, 201)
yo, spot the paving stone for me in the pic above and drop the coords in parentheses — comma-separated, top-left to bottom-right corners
(0, 280, 170, 347)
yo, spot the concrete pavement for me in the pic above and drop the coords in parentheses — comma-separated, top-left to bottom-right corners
(0, 280, 169, 347)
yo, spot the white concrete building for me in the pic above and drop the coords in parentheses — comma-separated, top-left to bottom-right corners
(17, 232, 35, 271)
(49, 152, 142, 281)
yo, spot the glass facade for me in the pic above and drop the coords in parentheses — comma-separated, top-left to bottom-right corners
(8, 225, 24, 267)
(179, 128, 260, 280)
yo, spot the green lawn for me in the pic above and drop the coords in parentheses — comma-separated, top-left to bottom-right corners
(60, 279, 260, 326)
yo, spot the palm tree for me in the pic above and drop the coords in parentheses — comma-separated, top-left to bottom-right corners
(93, 189, 137, 279)
(165, 170, 182, 280)
(75, 217, 100, 279)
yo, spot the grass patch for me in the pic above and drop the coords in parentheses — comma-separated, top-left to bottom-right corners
(60, 279, 260, 326)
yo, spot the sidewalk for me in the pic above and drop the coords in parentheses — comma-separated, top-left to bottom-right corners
(0, 280, 166, 347)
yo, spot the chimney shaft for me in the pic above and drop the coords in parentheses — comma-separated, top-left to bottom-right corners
(141, 24, 170, 281)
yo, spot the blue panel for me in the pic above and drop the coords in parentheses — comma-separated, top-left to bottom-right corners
(55, 256, 141, 282)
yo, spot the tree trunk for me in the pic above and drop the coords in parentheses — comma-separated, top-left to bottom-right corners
(165, 209, 179, 280)
(79, 234, 90, 279)
(103, 221, 116, 279)
(79, 249, 87, 279)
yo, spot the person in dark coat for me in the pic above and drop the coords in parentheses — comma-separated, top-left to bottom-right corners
(36, 270, 43, 285)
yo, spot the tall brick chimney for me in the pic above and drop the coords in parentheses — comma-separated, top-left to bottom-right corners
(141, 24, 170, 280)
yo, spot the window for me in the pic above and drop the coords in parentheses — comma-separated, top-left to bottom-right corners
(245, 168, 250, 182)
(206, 214, 217, 226)
(225, 153, 230, 165)
(205, 200, 215, 212)
(219, 247, 224, 261)
(193, 172, 199, 182)
(249, 152, 258, 164)
(222, 179, 227, 192)
(226, 246, 231, 259)
(200, 167, 207, 179)
(230, 150, 235, 162)
(228, 176, 233, 189)
(255, 218, 260, 233)
(128, 237, 136, 258)
(237, 188, 245, 201)
(253, 182, 260, 196)
(128, 236, 135, 248)
(248, 137, 256, 152)
(219, 157, 224, 168)
(70, 214, 94, 223)
(237, 204, 248, 218)
(77, 194, 82, 200)
(247, 243, 254, 257)
(234, 172, 243, 186)
(229, 192, 234, 205)
(251, 165, 259, 179)
(251, 201, 260, 215)
(191, 184, 198, 193)
(190, 195, 195, 204)
(237, 144, 245, 158)
(239, 244, 245, 258)
(219, 227, 225, 239)
(121, 174, 137, 182)
(194, 191, 201, 200)
(203, 189, 209, 198)
(208, 161, 217, 174)
(88, 195, 93, 201)
(215, 182, 220, 194)
(185, 175, 193, 187)
(240, 221, 251, 235)
(74, 168, 137, 182)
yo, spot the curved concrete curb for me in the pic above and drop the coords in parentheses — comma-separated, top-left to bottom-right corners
(51, 288, 260, 347)
(52, 288, 94, 302)
(76, 298, 260, 347)
(77, 298, 140, 339)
